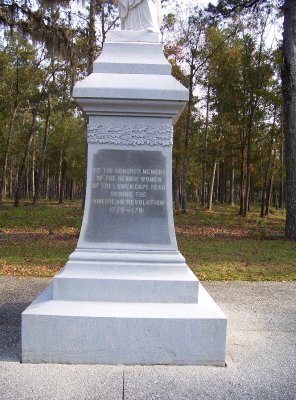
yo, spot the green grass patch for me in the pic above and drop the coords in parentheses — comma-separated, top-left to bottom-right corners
(0, 236, 76, 277)
(174, 204, 286, 239)
(178, 236, 296, 281)
(0, 201, 295, 280)
(0, 201, 83, 233)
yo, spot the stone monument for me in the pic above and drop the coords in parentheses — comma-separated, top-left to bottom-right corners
(22, 3, 227, 365)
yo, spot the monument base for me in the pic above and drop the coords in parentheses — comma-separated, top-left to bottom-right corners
(22, 281, 226, 365)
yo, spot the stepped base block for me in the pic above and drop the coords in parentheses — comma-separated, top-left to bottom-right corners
(22, 283, 227, 365)
(52, 260, 199, 303)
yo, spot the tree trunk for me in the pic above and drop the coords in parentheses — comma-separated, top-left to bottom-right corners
(26, 169, 29, 198)
(282, 0, 296, 239)
(0, 54, 20, 205)
(33, 97, 51, 205)
(201, 84, 210, 206)
(69, 179, 74, 201)
(173, 155, 181, 211)
(0, 107, 18, 204)
(261, 160, 270, 218)
(239, 144, 247, 216)
(215, 161, 219, 203)
(229, 156, 235, 206)
(244, 127, 252, 217)
(32, 130, 35, 199)
(87, 0, 97, 75)
(14, 110, 38, 207)
(101, 0, 106, 45)
(207, 161, 217, 211)
(45, 164, 50, 200)
(181, 61, 194, 214)
(265, 171, 274, 216)
(59, 158, 67, 204)
(219, 161, 225, 204)
(239, 19, 265, 217)
(8, 159, 13, 198)
(57, 148, 63, 202)
(279, 142, 285, 208)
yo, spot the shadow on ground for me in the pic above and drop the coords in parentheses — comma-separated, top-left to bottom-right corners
(0, 302, 31, 362)
(0, 277, 49, 362)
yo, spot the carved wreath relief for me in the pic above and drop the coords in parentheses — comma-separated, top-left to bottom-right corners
(87, 124, 173, 146)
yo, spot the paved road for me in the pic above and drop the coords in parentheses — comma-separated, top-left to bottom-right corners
(0, 277, 295, 400)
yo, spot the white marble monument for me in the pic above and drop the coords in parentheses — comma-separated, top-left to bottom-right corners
(22, 4, 227, 365)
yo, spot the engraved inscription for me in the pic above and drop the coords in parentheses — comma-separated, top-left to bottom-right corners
(92, 166, 166, 216)
(85, 149, 170, 245)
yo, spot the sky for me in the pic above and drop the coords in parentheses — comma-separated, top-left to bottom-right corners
(164, 0, 217, 13)
(163, 0, 281, 47)
(167, 0, 217, 8)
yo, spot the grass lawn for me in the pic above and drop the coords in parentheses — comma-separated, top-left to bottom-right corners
(0, 200, 295, 280)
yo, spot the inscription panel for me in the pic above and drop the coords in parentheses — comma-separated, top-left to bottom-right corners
(85, 149, 170, 245)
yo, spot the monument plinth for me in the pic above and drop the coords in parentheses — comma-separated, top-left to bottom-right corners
(22, 30, 227, 365)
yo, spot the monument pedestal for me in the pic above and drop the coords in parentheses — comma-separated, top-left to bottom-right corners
(22, 31, 227, 365)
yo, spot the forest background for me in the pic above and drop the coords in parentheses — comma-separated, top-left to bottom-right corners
(0, 0, 295, 273)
